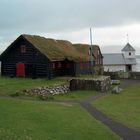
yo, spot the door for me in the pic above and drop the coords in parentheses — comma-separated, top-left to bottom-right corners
(16, 63, 25, 77)
(25, 64, 34, 77)
(126, 65, 132, 72)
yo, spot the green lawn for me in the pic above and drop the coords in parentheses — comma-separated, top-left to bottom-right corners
(0, 76, 99, 101)
(93, 84, 140, 131)
(0, 76, 121, 140)
(53, 90, 98, 101)
(0, 76, 64, 96)
(0, 98, 120, 140)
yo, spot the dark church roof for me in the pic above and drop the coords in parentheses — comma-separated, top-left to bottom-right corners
(121, 43, 135, 51)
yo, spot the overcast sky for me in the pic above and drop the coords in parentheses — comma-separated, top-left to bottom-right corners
(0, 0, 140, 54)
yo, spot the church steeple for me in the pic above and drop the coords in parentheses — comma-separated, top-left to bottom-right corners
(127, 34, 129, 43)
(121, 43, 135, 52)
(121, 39, 135, 59)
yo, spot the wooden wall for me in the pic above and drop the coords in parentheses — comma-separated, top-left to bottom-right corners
(1, 37, 50, 78)
(1, 36, 93, 78)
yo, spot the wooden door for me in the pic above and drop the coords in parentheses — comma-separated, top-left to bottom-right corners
(16, 63, 25, 77)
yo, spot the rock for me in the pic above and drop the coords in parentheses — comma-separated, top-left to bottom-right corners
(111, 80, 120, 85)
(112, 86, 122, 94)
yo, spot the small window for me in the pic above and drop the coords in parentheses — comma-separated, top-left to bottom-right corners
(98, 50, 100, 55)
(87, 63, 89, 69)
(96, 59, 98, 65)
(52, 63, 55, 69)
(21, 45, 26, 53)
(80, 63, 84, 70)
(58, 62, 61, 68)
(66, 63, 70, 69)
(129, 52, 131, 56)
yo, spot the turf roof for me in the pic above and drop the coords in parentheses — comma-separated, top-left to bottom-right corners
(73, 44, 101, 59)
(22, 35, 101, 62)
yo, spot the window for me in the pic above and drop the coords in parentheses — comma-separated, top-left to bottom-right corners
(80, 63, 84, 70)
(66, 63, 70, 69)
(97, 50, 100, 55)
(129, 52, 131, 56)
(95, 59, 97, 65)
(87, 63, 89, 69)
(52, 63, 55, 69)
(21, 45, 26, 53)
(58, 62, 61, 68)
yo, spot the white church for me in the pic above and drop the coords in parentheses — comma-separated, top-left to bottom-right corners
(103, 43, 137, 72)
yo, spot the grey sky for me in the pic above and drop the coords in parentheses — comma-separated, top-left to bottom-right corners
(0, 0, 140, 53)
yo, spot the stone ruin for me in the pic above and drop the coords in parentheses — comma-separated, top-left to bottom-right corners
(21, 76, 111, 98)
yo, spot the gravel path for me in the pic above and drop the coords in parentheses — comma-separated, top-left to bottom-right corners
(79, 79, 140, 140)
(80, 99, 140, 140)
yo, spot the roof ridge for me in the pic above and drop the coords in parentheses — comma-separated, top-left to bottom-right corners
(121, 43, 135, 51)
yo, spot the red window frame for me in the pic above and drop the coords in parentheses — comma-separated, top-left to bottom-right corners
(58, 62, 61, 68)
(52, 62, 55, 69)
(66, 63, 71, 69)
(21, 45, 26, 53)
(80, 63, 84, 70)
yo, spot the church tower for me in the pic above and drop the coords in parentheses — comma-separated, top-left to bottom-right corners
(121, 43, 136, 59)
(121, 42, 136, 72)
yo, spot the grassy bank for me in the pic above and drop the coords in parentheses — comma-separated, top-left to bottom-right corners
(0, 76, 64, 96)
(93, 84, 140, 131)
(0, 98, 120, 140)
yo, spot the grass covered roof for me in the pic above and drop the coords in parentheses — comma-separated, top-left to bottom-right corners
(23, 35, 88, 62)
(73, 44, 102, 59)
(18, 35, 101, 62)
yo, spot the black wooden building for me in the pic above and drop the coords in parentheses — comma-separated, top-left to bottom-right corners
(0, 34, 99, 78)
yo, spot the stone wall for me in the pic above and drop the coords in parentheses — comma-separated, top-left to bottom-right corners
(130, 72, 140, 79)
(70, 76, 111, 92)
(104, 72, 129, 79)
(22, 76, 111, 98)
(22, 82, 70, 96)
(104, 71, 140, 80)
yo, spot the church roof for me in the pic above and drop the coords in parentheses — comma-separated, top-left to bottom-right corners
(103, 53, 137, 65)
(103, 53, 126, 65)
(121, 43, 135, 51)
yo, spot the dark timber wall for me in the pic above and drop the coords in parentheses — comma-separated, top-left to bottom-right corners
(1, 37, 50, 78)
(1, 36, 92, 78)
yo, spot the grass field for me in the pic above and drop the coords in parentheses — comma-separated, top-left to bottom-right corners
(93, 84, 140, 131)
(0, 98, 120, 140)
(0, 77, 64, 96)
(53, 90, 98, 101)
(0, 77, 120, 140)
(0, 76, 99, 101)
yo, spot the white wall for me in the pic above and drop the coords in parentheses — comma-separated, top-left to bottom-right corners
(122, 51, 135, 59)
(132, 65, 137, 71)
(135, 58, 140, 71)
(104, 65, 126, 72)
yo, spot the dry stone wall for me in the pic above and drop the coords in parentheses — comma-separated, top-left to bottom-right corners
(70, 76, 111, 92)
(22, 76, 111, 97)
(22, 83, 70, 96)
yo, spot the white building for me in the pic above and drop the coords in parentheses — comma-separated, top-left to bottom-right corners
(103, 43, 137, 72)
